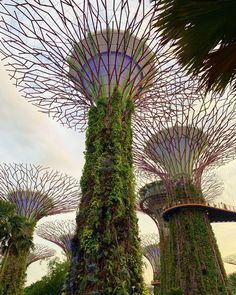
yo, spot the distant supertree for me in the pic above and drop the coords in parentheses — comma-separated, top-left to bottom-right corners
(224, 255, 236, 266)
(27, 244, 56, 267)
(0, 1, 200, 294)
(0, 163, 80, 295)
(141, 234, 160, 295)
(36, 220, 76, 259)
(136, 170, 224, 294)
(132, 91, 236, 294)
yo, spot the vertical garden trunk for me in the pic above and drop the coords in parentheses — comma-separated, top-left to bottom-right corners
(159, 225, 170, 295)
(167, 208, 229, 295)
(66, 89, 144, 294)
(153, 270, 161, 295)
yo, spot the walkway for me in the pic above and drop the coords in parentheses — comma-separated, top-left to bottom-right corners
(162, 201, 236, 223)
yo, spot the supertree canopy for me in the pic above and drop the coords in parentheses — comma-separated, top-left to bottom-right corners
(0, 163, 80, 295)
(133, 90, 236, 294)
(36, 219, 76, 259)
(27, 244, 56, 267)
(0, 0, 199, 131)
(141, 234, 160, 295)
(0, 164, 79, 221)
(224, 254, 236, 266)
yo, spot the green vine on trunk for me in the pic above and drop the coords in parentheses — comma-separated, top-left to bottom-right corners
(66, 89, 144, 294)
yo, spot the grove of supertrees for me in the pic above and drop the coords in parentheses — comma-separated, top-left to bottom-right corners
(0, 0, 200, 294)
(141, 234, 160, 295)
(36, 219, 76, 260)
(0, 163, 80, 295)
(132, 87, 236, 294)
(27, 244, 56, 267)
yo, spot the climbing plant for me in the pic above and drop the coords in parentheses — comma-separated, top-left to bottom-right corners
(166, 180, 229, 295)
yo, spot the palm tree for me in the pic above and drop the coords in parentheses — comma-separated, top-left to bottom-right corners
(0, 200, 34, 295)
(154, 0, 236, 93)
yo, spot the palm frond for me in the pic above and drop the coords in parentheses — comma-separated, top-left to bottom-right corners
(153, 0, 236, 92)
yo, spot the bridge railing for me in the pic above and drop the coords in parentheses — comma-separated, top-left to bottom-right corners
(162, 200, 236, 213)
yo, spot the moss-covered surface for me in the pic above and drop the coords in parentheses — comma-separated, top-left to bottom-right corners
(167, 208, 229, 294)
(66, 89, 144, 294)
(159, 225, 170, 295)
(0, 220, 35, 295)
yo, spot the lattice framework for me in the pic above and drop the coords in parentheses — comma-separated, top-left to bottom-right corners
(0, 0, 200, 131)
(36, 219, 76, 257)
(141, 233, 160, 276)
(0, 163, 80, 220)
(27, 244, 56, 266)
(133, 89, 236, 193)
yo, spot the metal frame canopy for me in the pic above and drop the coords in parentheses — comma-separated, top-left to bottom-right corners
(27, 244, 56, 266)
(36, 219, 76, 257)
(133, 89, 236, 192)
(0, 0, 200, 131)
(144, 126, 208, 179)
(68, 29, 154, 100)
(0, 163, 80, 221)
(141, 233, 160, 281)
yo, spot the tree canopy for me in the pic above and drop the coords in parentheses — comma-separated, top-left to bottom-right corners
(24, 259, 69, 295)
(228, 272, 236, 295)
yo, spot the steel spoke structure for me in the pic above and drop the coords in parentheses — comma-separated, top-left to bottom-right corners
(224, 254, 236, 266)
(137, 170, 223, 227)
(141, 233, 160, 287)
(0, 0, 200, 131)
(133, 90, 236, 197)
(27, 244, 56, 267)
(36, 219, 76, 259)
(0, 163, 80, 220)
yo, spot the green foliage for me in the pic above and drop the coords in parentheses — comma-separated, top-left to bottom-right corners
(24, 259, 69, 295)
(66, 89, 145, 294)
(166, 288, 183, 295)
(0, 200, 16, 252)
(0, 218, 35, 295)
(154, 0, 236, 93)
(167, 209, 228, 294)
(228, 272, 236, 295)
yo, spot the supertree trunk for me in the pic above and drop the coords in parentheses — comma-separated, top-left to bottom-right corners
(166, 184, 228, 295)
(66, 89, 144, 294)
(159, 227, 170, 295)
(168, 210, 228, 294)
(0, 221, 35, 295)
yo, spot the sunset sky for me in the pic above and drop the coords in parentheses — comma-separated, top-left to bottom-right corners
(1, 58, 236, 287)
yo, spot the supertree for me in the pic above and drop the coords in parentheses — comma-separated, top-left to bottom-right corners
(0, 1, 201, 294)
(27, 244, 56, 267)
(132, 90, 236, 294)
(36, 219, 76, 259)
(224, 255, 236, 266)
(141, 234, 160, 295)
(136, 170, 224, 294)
(0, 163, 80, 295)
